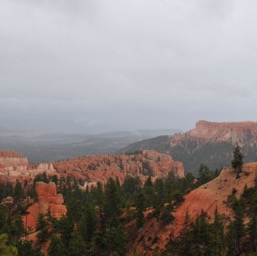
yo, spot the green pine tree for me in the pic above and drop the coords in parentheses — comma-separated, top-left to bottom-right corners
(67, 233, 86, 256)
(226, 199, 245, 256)
(135, 192, 145, 229)
(79, 204, 97, 243)
(104, 178, 121, 225)
(231, 144, 244, 178)
(48, 236, 66, 256)
(36, 214, 48, 243)
(210, 207, 225, 256)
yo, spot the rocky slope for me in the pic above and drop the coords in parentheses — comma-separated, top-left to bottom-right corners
(53, 150, 184, 187)
(122, 120, 257, 174)
(131, 162, 257, 255)
(0, 149, 184, 187)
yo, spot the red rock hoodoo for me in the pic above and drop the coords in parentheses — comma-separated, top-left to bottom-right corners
(23, 182, 67, 231)
(53, 150, 184, 187)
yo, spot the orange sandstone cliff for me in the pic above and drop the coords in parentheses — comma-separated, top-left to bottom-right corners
(171, 120, 257, 146)
(0, 150, 28, 166)
(0, 150, 56, 184)
(122, 120, 257, 175)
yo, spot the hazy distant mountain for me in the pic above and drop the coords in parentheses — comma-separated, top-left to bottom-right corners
(0, 129, 181, 163)
(121, 120, 257, 175)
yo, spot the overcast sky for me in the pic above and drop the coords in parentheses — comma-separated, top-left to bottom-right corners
(1, 0, 257, 134)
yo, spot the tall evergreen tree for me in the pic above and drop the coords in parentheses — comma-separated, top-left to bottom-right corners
(135, 192, 145, 229)
(249, 207, 257, 253)
(197, 164, 212, 186)
(231, 144, 244, 178)
(67, 233, 86, 256)
(95, 182, 104, 207)
(0, 205, 6, 231)
(191, 211, 212, 255)
(13, 181, 24, 201)
(226, 199, 244, 256)
(104, 178, 121, 225)
(104, 225, 127, 256)
(79, 204, 97, 243)
(143, 177, 154, 207)
(210, 207, 224, 256)
(48, 236, 66, 256)
(57, 216, 73, 248)
(36, 214, 48, 243)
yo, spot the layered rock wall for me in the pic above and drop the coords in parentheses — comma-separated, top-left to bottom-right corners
(0, 150, 28, 168)
(172, 120, 257, 145)
(0, 150, 56, 183)
(0, 156, 28, 167)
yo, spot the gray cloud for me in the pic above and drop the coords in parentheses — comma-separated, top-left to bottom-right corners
(1, 0, 257, 133)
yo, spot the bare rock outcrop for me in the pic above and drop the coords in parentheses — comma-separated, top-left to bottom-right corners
(172, 120, 257, 146)
(0, 149, 184, 188)
(0, 150, 56, 184)
(23, 182, 67, 231)
(53, 150, 184, 187)
(123, 120, 257, 175)
(0, 150, 28, 174)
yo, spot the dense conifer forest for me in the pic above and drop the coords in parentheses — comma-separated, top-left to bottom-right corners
(1, 148, 257, 256)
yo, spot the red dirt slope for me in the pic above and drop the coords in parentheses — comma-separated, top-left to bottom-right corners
(131, 162, 257, 255)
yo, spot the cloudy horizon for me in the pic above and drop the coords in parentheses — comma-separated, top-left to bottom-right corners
(1, 0, 257, 134)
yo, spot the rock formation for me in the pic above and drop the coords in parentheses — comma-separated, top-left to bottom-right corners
(0, 150, 28, 175)
(53, 150, 184, 187)
(123, 120, 257, 174)
(0, 150, 57, 184)
(23, 182, 67, 231)
(131, 162, 257, 255)
(172, 120, 257, 146)
(172, 163, 257, 235)
(0, 149, 184, 188)
(0, 150, 28, 166)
